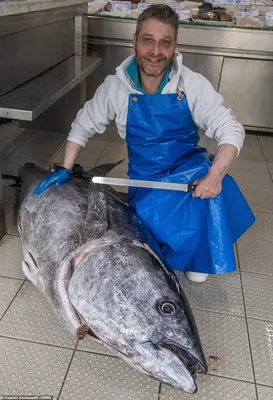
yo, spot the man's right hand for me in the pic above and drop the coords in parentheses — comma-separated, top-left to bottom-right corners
(34, 168, 73, 195)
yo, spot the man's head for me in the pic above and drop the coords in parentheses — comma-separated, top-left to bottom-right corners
(133, 5, 179, 78)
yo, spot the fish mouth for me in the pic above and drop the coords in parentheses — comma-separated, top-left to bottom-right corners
(150, 328, 207, 388)
(165, 343, 207, 376)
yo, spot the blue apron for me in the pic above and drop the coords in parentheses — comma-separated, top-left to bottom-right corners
(126, 90, 255, 274)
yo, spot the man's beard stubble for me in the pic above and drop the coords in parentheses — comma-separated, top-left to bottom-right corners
(135, 48, 174, 78)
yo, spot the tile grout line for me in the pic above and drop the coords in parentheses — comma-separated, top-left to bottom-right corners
(256, 383, 273, 389)
(56, 339, 80, 400)
(257, 136, 273, 182)
(230, 167, 273, 176)
(246, 315, 273, 324)
(0, 333, 75, 351)
(94, 129, 126, 168)
(93, 138, 114, 167)
(191, 305, 246, 320)
(76, 347, 118, 359)
(236, 242, 259, 400)
(205, 371, 256, 386)
(0, 279, 25, 323)
(244, 235, 273, 243)
(157, 382, 162, 400)
(0, 139, 25, 165)
(191, 306, 245, 319)
(0, 275, 24, 281)
(240, 269, 273, 278)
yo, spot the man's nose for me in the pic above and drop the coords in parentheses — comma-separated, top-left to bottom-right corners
(152, 41, 160, 55)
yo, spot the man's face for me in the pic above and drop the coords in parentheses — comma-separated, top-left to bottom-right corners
(133, 18, 177, 78)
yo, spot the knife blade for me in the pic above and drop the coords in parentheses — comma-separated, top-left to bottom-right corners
(92, 176, 196, 192)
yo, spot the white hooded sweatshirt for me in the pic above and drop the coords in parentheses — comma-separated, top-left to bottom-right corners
(68, 52, 245, 155)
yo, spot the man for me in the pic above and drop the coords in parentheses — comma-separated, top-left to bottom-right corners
(35, 5, 255, 282)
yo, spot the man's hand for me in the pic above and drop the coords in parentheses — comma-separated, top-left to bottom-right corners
(34, 169, 73, 195)
(192, 173, 222, 199)
(192, 143, 238, 199)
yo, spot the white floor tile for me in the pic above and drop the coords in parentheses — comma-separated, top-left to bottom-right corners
(107, 170, 129, 194)
(257, 385, 273, 400)
(0, 277, 22, 318)
(198, 133, 217, 153)
(53, 140, 107, 167)
(0, 336, 72, 399)
(0, 121, 19, 138)
(3, 186, 19, 204)
(77, 334, 118, 357)
(0, 281, 76, 348)
(248, 319, 273, 387)
(258, 136, 273, 166)
(230, 170, 273, 213)
(0, 235, 24, 279)
(0, 138, 23, 163)
(108, 129, 125, 144)
(238, 237, 273, 276)
(0, 122, 32, 141)
(86, 124, 116, 145)
(160, 375, 256, 400)
(26, 129, 68, 146)
(5, 205, 20, 236)
(268, 163, 273, 175)
(96, 141, 128, 173)
(4, 203, 13, 214)
(193, 310, 253, 382)
(177, 271, 245, 317)
(12, 142, 61, 161)
(0, 156, 47, 176)
(245, 212, 273, 241)
(232, 136, 268, 173)
(242, 272, 273, 321)
(59, 351, 159, 400)
(258, 136, 273, 173)
(196, 133, 266, 173)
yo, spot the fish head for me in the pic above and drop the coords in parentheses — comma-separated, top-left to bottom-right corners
(68, 240, 207, 393)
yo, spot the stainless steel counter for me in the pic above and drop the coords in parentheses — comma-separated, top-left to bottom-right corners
(0, 55, 100, 120)
(87, 16, 273, 133)
(0, 0, 89, 17)
(0, 1, 101, 238)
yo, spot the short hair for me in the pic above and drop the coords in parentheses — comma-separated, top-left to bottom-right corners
(135, 4, 179, 40)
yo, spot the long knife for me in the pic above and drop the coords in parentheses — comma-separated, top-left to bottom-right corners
(92, 176, 196, 192)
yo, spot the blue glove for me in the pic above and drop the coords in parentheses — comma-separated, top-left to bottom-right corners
(34, 168, 73, 195)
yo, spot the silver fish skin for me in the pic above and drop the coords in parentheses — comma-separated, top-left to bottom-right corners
(18, 162, 207, 393)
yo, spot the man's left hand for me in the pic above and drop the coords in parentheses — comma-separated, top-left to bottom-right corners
(192, 174, 222, 199)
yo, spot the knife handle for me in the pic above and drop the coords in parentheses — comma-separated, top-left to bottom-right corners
(188, 184, 197, 192)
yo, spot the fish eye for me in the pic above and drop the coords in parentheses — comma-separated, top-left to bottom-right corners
(160, 302, 176, 315)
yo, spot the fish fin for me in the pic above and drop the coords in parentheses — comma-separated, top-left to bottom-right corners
(103, 186, 128, 205)
(88, 161, 128, 205)
(87, 160, 125, 178)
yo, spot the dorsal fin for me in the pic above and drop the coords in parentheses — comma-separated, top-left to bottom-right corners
(88, 160, 125, 178)
(88, 160, 128, 205)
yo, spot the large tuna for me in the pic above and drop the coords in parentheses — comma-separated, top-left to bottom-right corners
(18, 162, 207, 393)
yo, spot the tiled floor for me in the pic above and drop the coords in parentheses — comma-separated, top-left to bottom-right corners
(0, 121, 273, 399)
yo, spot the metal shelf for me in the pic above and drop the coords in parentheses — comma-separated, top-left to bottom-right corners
(0, 55, 101, 121)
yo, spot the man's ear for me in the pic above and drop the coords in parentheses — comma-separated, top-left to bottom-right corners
(133, 34, 137, 52)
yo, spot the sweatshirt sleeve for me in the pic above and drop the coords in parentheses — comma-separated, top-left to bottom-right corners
(67, 76, 116, 147)
(185, 71, 245, 156)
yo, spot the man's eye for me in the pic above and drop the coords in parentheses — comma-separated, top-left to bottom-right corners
(144, 38, 152, 43)
(162, 40, 171, 46)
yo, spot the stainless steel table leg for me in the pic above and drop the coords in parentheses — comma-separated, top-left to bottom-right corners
(0, 173, 7, 239)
